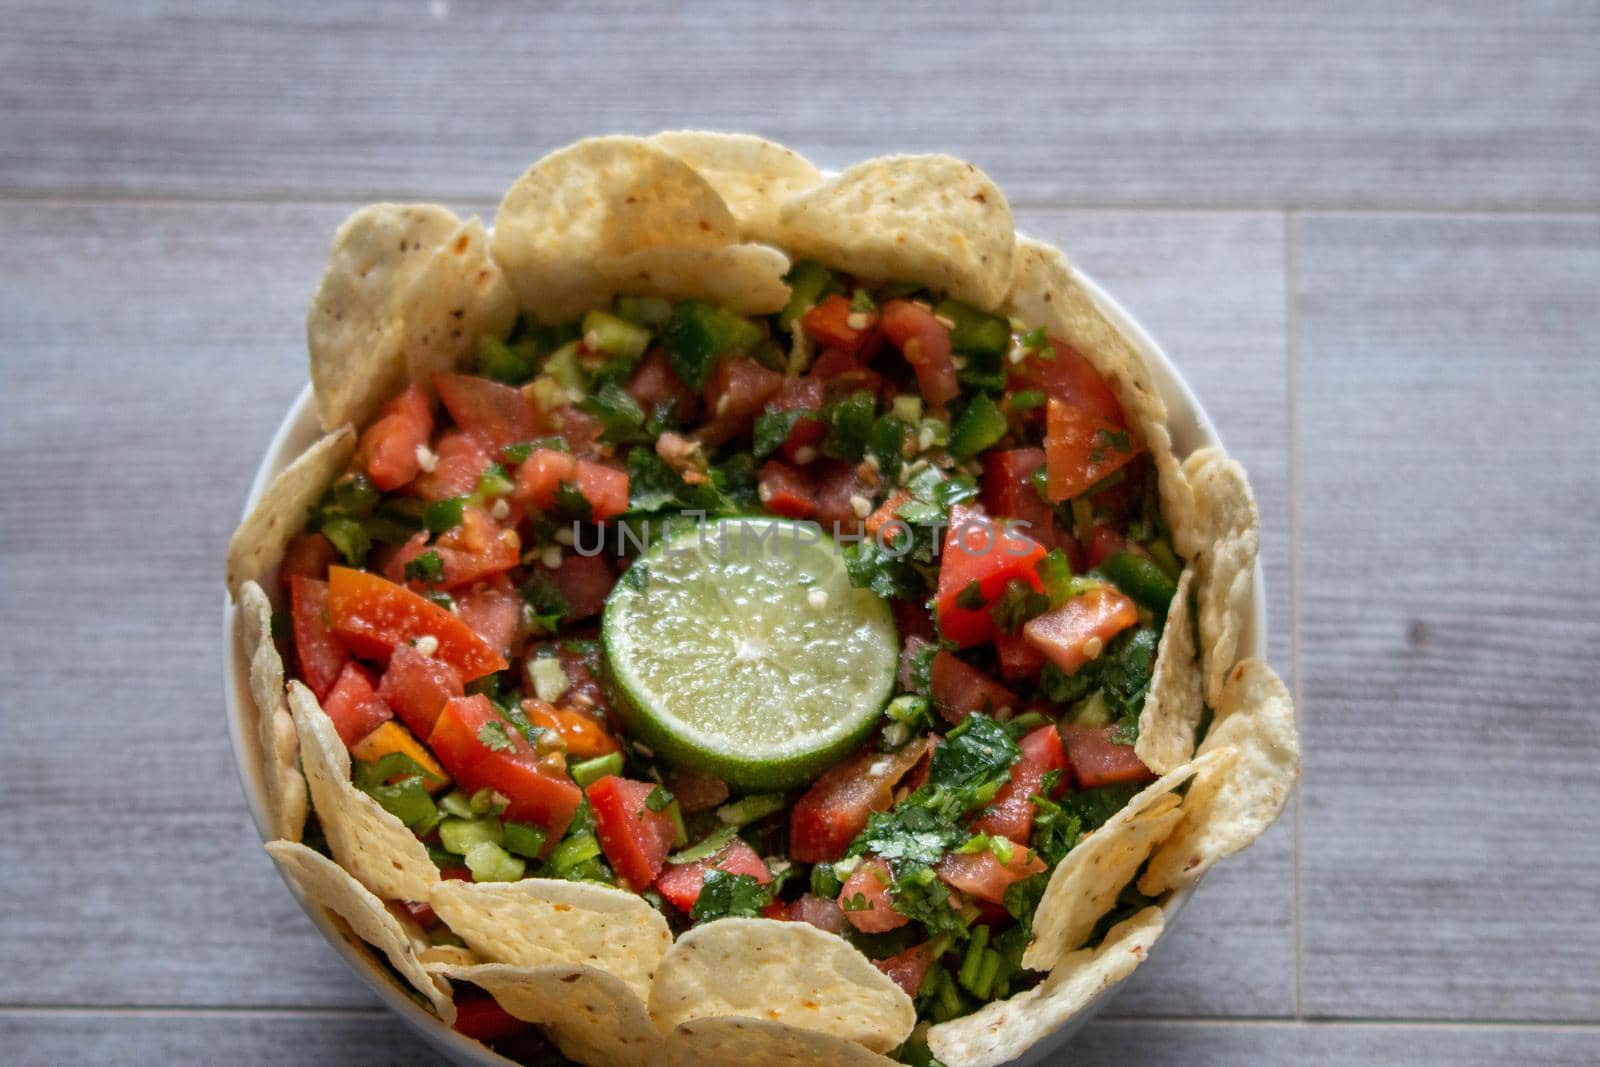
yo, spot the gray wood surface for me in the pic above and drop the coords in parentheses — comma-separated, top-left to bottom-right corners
(2, 1, 1598, 1063)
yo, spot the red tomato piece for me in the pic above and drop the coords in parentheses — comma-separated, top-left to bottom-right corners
(699, 357, 785, 447)
(881, 299, 959, 406)
(528, 552, 615, 620)
(982, 447, 1066, 550)
(840, 858, 907, 933)
(513, 450, 629, 521)
(377, 643, 464, 738)
(326, 566, 507, 680)
(425, 506, 520, 590)
(802, 294, 879, 359)
(280, 532, 337, 588)
(653, 838, 771, 914)
(813, 460, 872, 533)
(359, 383, 434, 491)
(876, 942, 937, 999)
(1012, 338, 1127, 427)
(452, 993, 530, 1042)
(289, 575, 350, 700)
(1085, 523, 1128, 571)
(781, 892, 845, 934)
(320, 662, 394, 749)
(1060, 724, 1156, 789)
(758, 460, 818, 519)
(427, 695, 581, 837)
(892, 600, 938, 645)
(586, 776, 678, 892)
(929, 651, 1019, 725)
(766, 376, 826, 462)
(412, 430, 493, 502)
(933, 505, 1048, 648)
(935, 847, 1046, 906)
(809, 345, 865, 381)
(1022, 584, 1139, 676)
(626, 350, 697, 423)
(973, 725, 1068, 844)
(1044, 398, 1140, 503)
(790, 739, 930, 864)
(453, 575, 522, 657)
(434, 372, 540, 451)
(994, 631, 1047, 681)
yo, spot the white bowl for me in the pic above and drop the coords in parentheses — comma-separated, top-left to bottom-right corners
(222, 265, 1265, 1067)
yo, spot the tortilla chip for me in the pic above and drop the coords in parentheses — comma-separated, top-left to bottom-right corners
(927, 908, 1164, 1067)
(775, 154, 1015, 309)
(493, 136, 738, 323)
(650, 131, 822, 243)
(602, 242, 791, 315)
(286, 681, 439, 902)
(237, 581, 306, 842)
(1181, 448, 1260, 706)
(648, 917, 915, 1054)
(225, 426, 355, 598)
(664, 1017, 901, 1067)
(401, 217, 517, 387)
(1001, 237, 1194, 560)
(1022, 746, 1232, 972)
(429, 878, 671, 1001)
(431, 962, 656, 1067)
(266, 841, 453, 1024)
(1135, 567, 1205, 775)
(415, 944, 478, 969)
(307, 203, 461, 431)
(1140, 659, 1299, 895)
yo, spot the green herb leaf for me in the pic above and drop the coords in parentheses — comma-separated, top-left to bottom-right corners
(477, 721, 516, 753)
(690, 868, 776, 922)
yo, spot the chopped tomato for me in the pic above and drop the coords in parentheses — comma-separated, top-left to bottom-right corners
(935, 847, 1046, 906)
(774, 892, 845, 934)
(876, 942, 937, 999)
(766, 376, 826, 462)
(527, 641, 610, 716)
(865, 490, 912, 540)
(790, 738, 929, 863)
(1044, 398, 1139, 502)
(809, 345, 865, 381)
(289, 575, 349, 700)
(813, 460, 873, 532)
(320, 662, 394, 749)
(454, 576, 522, 657)
(377, 644, 464, 738)
(412, 431, 492, 502)
(359, 383, 434, 491)
(513, 449, 629, 521)
(933, 505, 1048, 647)
(981, 447, 1065, 550)
(401, 899, 437, 928)
(434, 372, 540, 451)
(892, 600, 937, 644)
(1061, 724, 1156, 789)
(802, 294, 879, 359)
(350, 720, 451, 793)
(520, 698, 620, 761)
(547, 405, 606, 457)
(627, 349, 698, 424)
(973, 725, 1068, 843)
(1022, 584, 1138, 675)
(1085, 523, 1127, 571)
(881, 299, 958, 406)
(326, 566, 507, 680)
(930, 651, 1019, 724)
(452, 993, 530, 1042)
(432, 506, 520, 589)
(280, 532, 337, 588)
(698, 357, 784, 446)
(902, 733, 940, 794)
(994, 631, 1046, 681)
(542, 552, 616, 620)
(1013, 338, 1127, 427)
(840, 858, 907, 933)
(427, 695, 581, 837)
(758, 460, 818, 519)
(654, 838, 771, 913)
(586, 776, 677, 891)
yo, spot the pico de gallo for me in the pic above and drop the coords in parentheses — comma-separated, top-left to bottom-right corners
(272, 260, 1188, 1050)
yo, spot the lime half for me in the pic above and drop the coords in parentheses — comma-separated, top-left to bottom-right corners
(602, 517, 898, 791)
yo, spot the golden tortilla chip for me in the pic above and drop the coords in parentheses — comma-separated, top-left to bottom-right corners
(648, 917, 915, 1054)
(927, 908, 1164, 1067)
(650, 130, 822, 243)
(430, 962, 656, 1067)
(307, 203, 461, 431)
(429, 878, 671, 1001)
(1181, 448, 1260, 706)
(266, 841, 454, 1024)
(415, 944, 478, 968)
(1135, 567, 1205, 775)
(1140, 658, 1299, 895)
(493, 136, 738, 323)
(775, 154, 1015, 309)
(237, 581, 305, 842)
(664, 1017, 900, 1067)
(602, 242, 791, 315)
(225, 426, 355, 598)
(286, 681, 439, 901)
(401, 217, 517, 387)
(1022, 747, 1232, 972)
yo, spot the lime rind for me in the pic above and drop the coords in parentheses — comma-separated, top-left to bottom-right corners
(602, 517, 898, 790)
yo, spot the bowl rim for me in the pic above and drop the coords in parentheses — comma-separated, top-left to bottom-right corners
(221, 262, 1267, 1067)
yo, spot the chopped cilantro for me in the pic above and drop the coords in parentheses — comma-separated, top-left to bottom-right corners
(644, 785, 674, 813)
(690, 868, 776, 922)
(989, 578, 1049, 633)
(822, 390, 877, 461)
(476, 721, 516, 754)
(517, 572, 570, 635)
(753, 408, 813, 459)
(578, 381, 650, 444)
(552, 479, 594, 523)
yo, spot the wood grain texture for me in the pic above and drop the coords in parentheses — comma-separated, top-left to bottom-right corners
(1295, 214, 1600, 1020)
(1, 1, 1596, 208)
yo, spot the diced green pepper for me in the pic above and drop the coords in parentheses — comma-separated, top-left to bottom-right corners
(1146, 536, 1182, 581)
(958, 924, 992, 994)
(716, 793, 786, 827)
(542, 341, 585, 393)
(948, 393, 1008, 461)
(438, 816, 503, 855)
(613, 294, 673, 330)
(477, 335, 540, 384)
(935, 300, 1011, 356)
(329, 474, 378, 516)
(810, 861, 844, 899)
(582, 309, 652, 361)
(661, 301, 763, 390)
(1099, 551, 1179, 613)
(546, 831, 603, 875)
(777, 260, 837, 331)
(570, 752, 624, 788)
(464, 840, 525, 882)
(438, 790, 474, 819)
(669, 825, 739, 865)
(474, 465, 515, 502)
(502, 821, 549, 859)
(318, 515, 370, 566)
(424, 497, 466, 536)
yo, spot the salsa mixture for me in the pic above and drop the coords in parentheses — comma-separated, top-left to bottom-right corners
(272, 261, 1188, 1055)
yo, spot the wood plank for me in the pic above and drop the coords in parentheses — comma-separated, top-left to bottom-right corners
(1295, 215, 1600, 1020)
(1, 2, 1596, 207)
